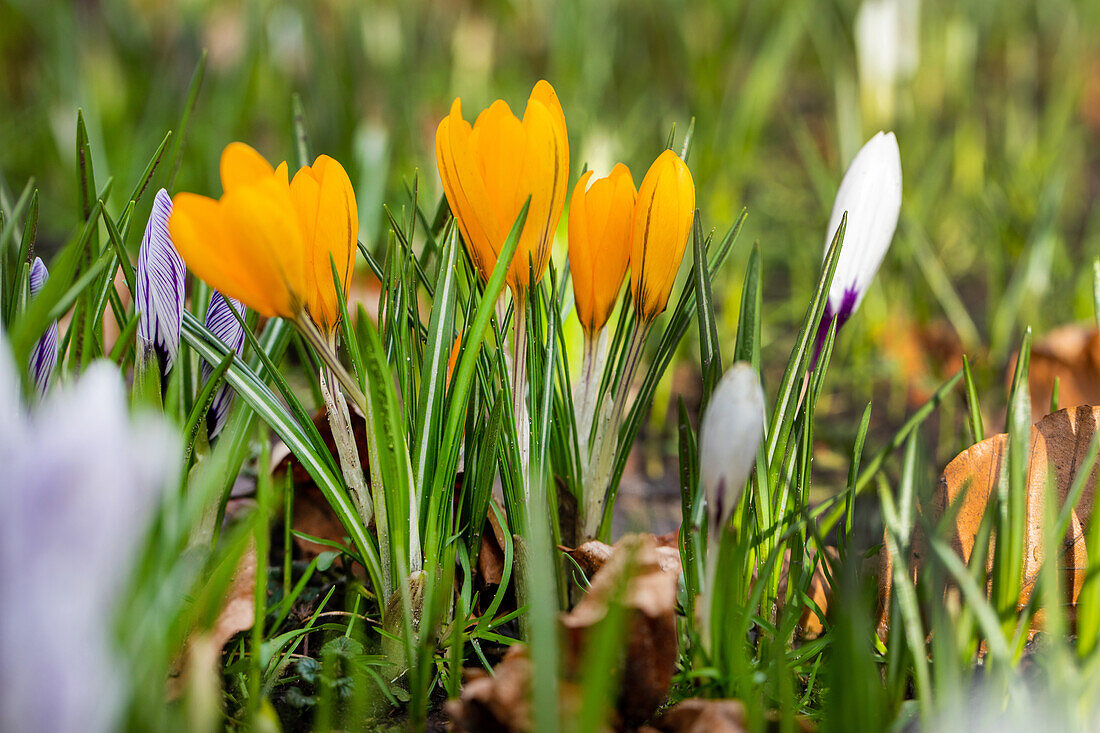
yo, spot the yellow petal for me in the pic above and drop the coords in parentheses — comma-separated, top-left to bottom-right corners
(218, 176, 308, 319)
(631, 150, 695, 322)
(303, 154, 358, 329)
(569, 165, 634, 334)
(169, 192, 281, 317)
(220, 142, 275, 193)
(436, 99, 503, 280)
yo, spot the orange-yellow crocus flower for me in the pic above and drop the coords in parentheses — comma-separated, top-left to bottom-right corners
(435, 80, 569, 295)
(169, 142, 358, 333)
(568, 165, 636, 335)
(630, 150, 695, 323)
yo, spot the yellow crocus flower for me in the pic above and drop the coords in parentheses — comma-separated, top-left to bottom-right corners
(169, 142, 358, 333)
(630, 149, 695, 323)
(435, 80, 569, 295)
(568, 164, 636, 335)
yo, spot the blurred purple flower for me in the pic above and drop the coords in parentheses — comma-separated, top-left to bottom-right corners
(0, 337, 177, 733)
(135, 188, 185, 372)
(28, 256, 58, 396)
(203, 291, 246, 439)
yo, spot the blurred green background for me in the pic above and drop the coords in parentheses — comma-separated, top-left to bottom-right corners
(2, 0, 1099, 492)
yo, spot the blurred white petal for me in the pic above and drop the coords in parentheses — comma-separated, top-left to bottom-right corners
(699, 362, 765, 530)
(0, 339, 178, 733)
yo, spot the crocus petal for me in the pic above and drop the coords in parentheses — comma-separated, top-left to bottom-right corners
(822, 131, 902, 318)
(434, 81, 569, 293)
(699, 362, 765, 530)
(220, 142, 276, 192)
(27, 257, 58, 396)
(630, 150, 695, 322)
(437, 101, 505, 275)
(202, 292, 247, 439)
(135, 189, 185, 371)
(293, 154, 358, 330)
(171, 193, 276, 318)
(568, 164, 635, 334)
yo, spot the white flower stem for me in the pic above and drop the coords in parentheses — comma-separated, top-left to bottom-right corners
(319, 367, 373, 529)
(512, 298, 530, 500)
(580, 322, 649, 540)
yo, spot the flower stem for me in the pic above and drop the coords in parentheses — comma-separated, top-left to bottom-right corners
(581, 321, 649, 540)
(512, 296, 530, 500)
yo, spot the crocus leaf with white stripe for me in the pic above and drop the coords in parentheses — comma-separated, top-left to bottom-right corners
(27, 257, 58, 397)
(202, 291, 246, 439)
(816, 131, 902, 351)
(135, 189, 185, 372)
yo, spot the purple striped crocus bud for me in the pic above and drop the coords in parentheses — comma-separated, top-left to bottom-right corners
(203, 291, 246, 439)
(816, 131, 902, 356)
(28, 257, 58, 397)
(699, 362, 765, 532)
(135, 189, 185, 373)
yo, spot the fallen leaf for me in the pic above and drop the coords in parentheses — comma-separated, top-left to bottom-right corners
(477, 500, 508, 587)
(776, 546, 839, 639)
(563, 536, 681, 582)
(877, 405, 1100, 635)
(640, 698, 748, 733)
(1024, 324, 1100, 421)
(878, 316, 965, 407)
(450, 535, 682, 731)
(561, 534, 681, 727)
(446, 645, 585, 732)
(168, 544, 257, 700)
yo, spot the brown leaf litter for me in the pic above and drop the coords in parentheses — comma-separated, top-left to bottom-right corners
(877, 404, 1100, 637)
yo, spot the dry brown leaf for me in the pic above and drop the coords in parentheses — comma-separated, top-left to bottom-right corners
(168, 544, 257, 700)
(561, 534, 681, 727)
(776, 546, 839, 639)
(477, 500, 508, 586)
(450, 535, 682, 731)
(877, 405, 1100, 636)
(640, 698, 748, 733)
(878, 316, 965, 407)
(446, 645, 586, 732)
(273, 408, 370, 565)
(1024, 325, 1100, 422)
(563, 536, 681, 582)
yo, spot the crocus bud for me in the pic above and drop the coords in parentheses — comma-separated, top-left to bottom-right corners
(568, 164, 636, 335)
(630, 149, 695, 323)
(699, 362, 765, 530)
(202, 291, 246, 439)
(820, 131, 902, 337)
(136, 188, 185, 372)
(27, 257, 58, 397)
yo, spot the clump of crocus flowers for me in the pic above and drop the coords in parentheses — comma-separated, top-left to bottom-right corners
(435, 80, 570, 487)
(436, 79, 696, 537)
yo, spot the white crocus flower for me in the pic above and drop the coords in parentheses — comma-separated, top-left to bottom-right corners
(820, 130, 902, 344)
(0, 337, 178, 733)
(699, 362, 766, 533)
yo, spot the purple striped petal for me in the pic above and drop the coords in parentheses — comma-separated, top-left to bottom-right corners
(28, 257, 58, 397)
(135, 189, 185, 373)
(203, 291, 246, 439)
